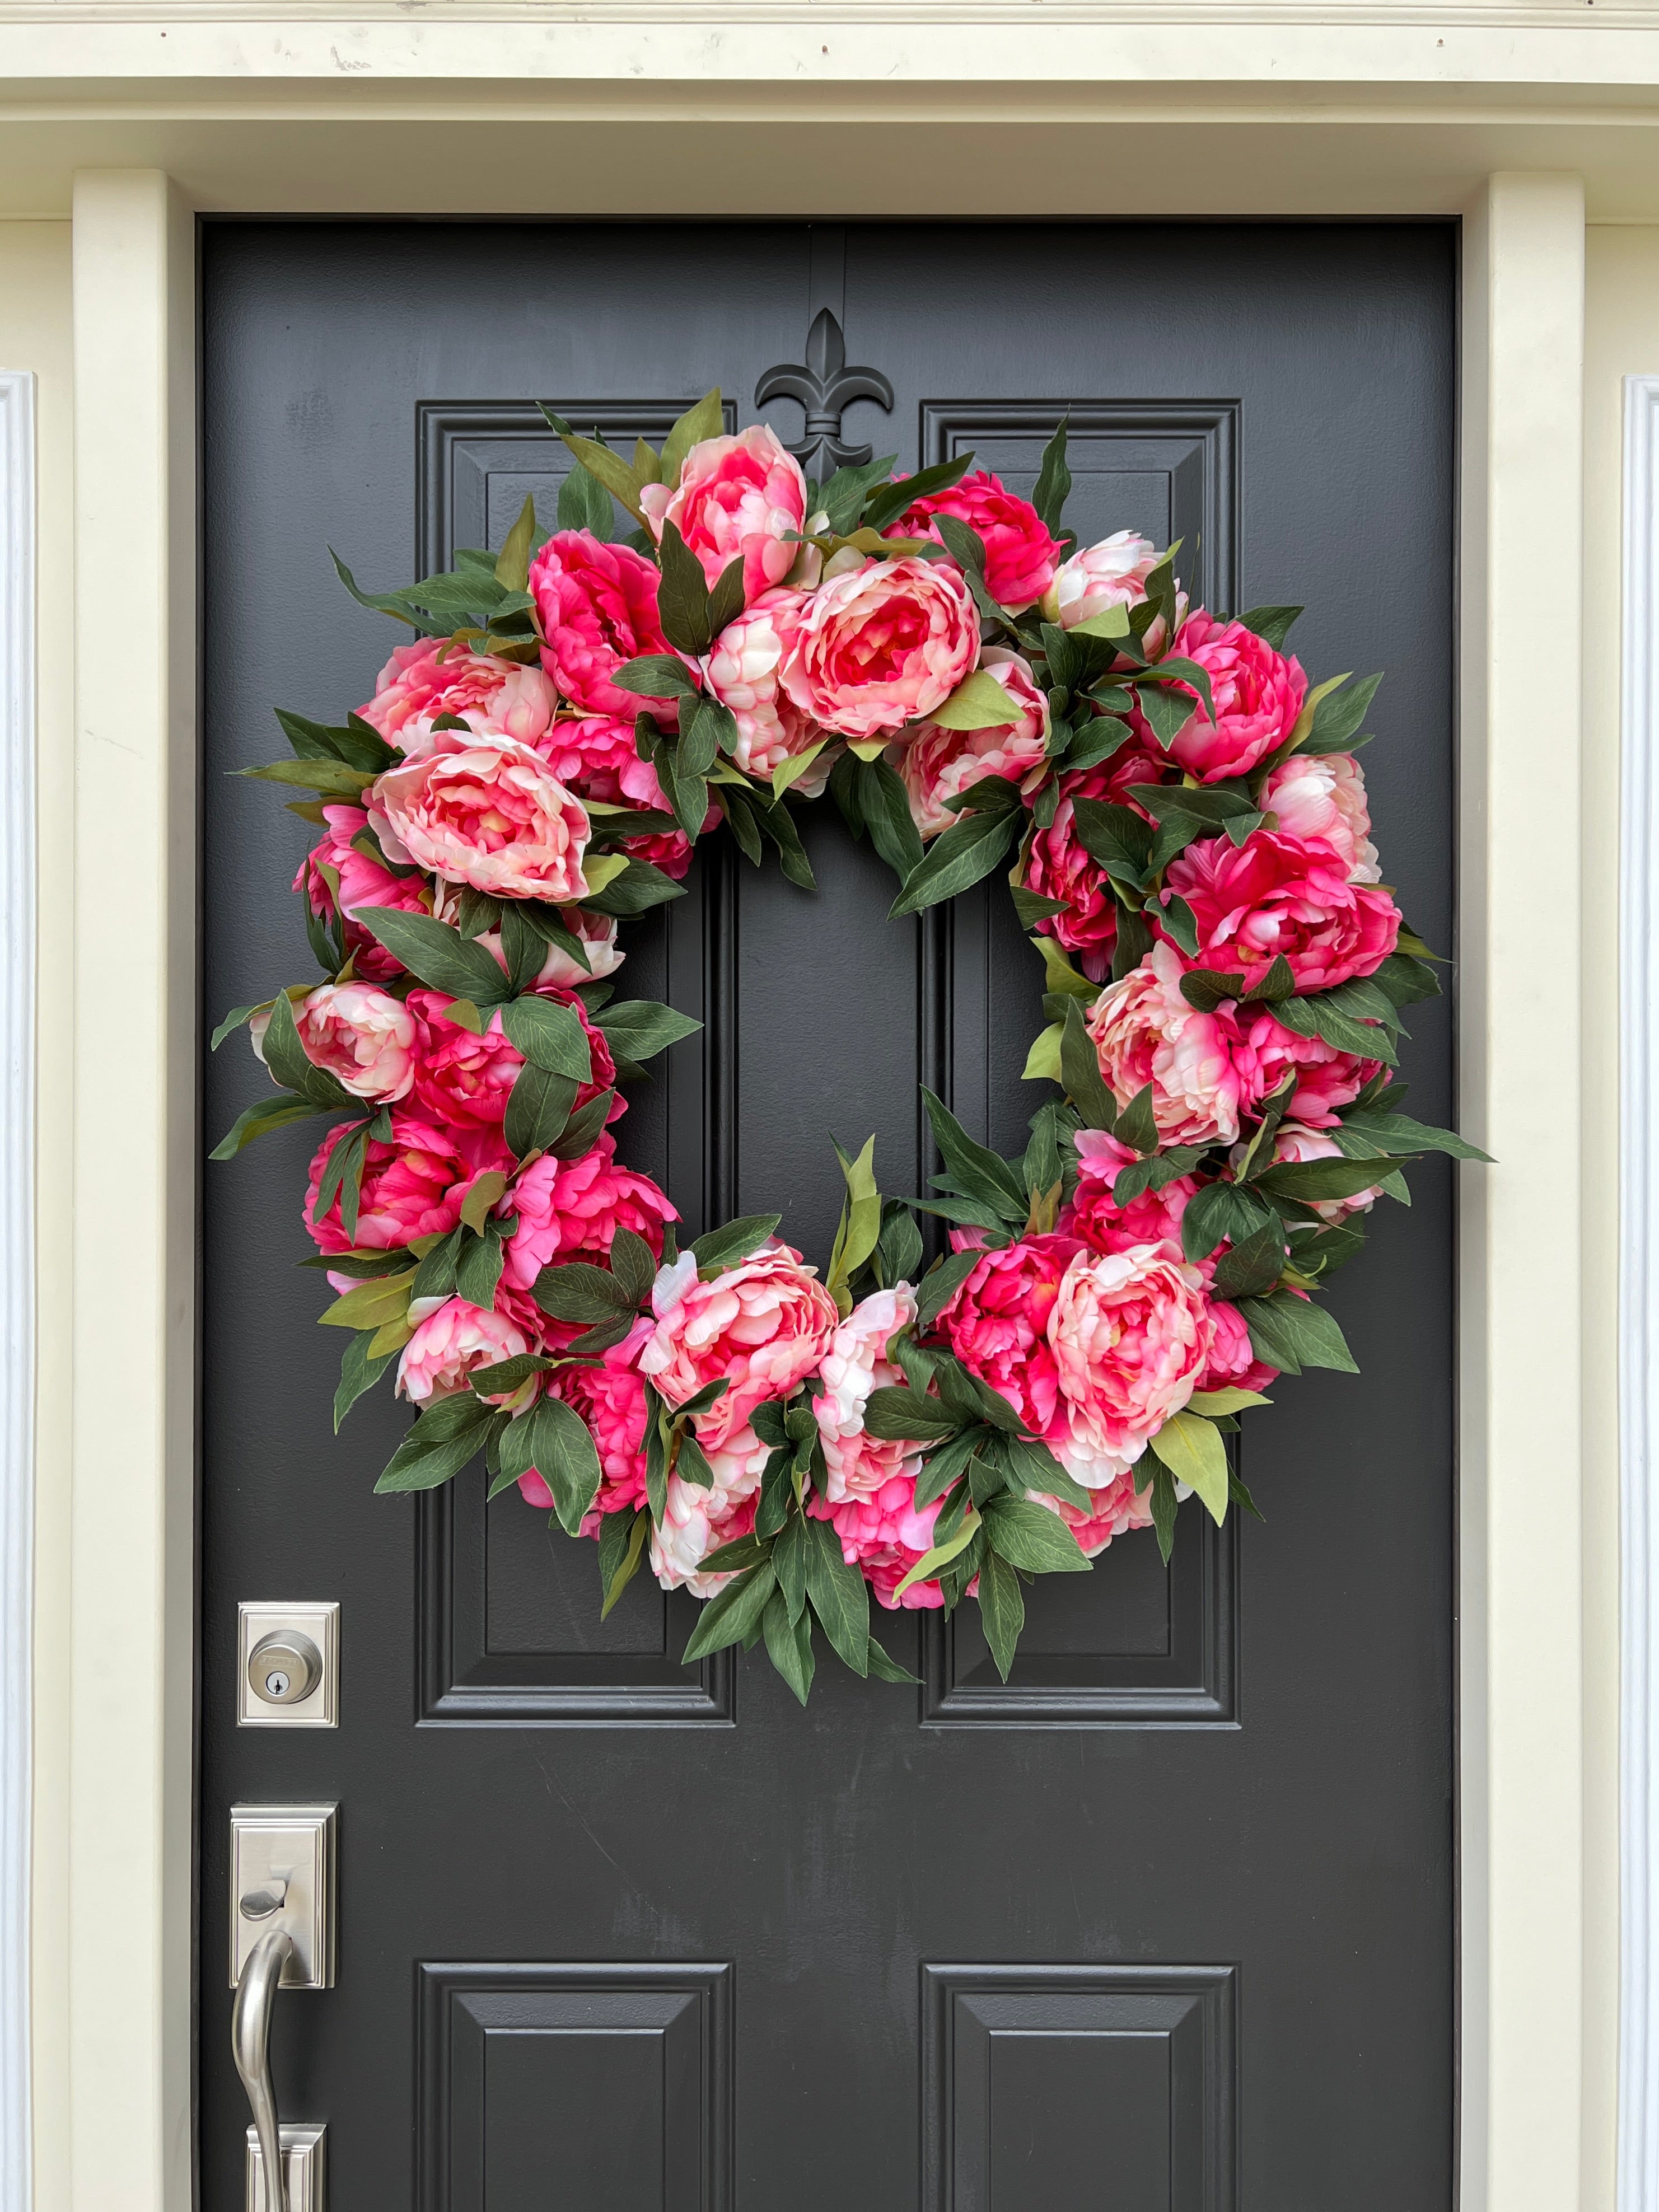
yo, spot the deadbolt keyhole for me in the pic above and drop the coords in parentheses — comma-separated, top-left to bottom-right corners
(247, 1631, 322, 1708)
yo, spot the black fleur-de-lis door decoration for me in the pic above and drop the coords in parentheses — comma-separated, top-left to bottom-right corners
(755, 308, 895, 478)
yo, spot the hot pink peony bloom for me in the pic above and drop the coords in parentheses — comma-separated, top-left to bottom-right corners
(1163, 829, 1400, 995)
(1260, 751, 1380, 882)
(367, 728, 591, 902)
(640, 425, 808, 601)
(534, 712, 697, 876)
(1240, 1007, 1381, 1128)
(295, 802, 428, 984)
(890, 469, 1063, 613)
(1159, 612, 1307, 783)
(779, 556, 979, 741)
(356, 637, 558, 754)
(1047, 1242, 1214, 1484)
(809, 1474, 944, 1610)
(813, 1284, 923, 1504)
(701, 587, 829, 785)
(1086, 939, 1255, 1147)
(1195, 1297, 1278, 1396)
(638, 1243, 839, 1453)
(398, 1295, 534, 1408)
(304, 1114, 509, 1254)
(1021, 743, 1166, 981)
(528, 530, 679, 720)
(1257, 1121, 1382, 1222)
(520, 1316, 655, 1524)
(894, 648, 1049, 839)
(649, 1429, 768, 1596)
(934, 1232, 1083, 1439)
(1060, 1128, 1197, 1259)
(501, 1134, 676, 1290)
(406, 987, 615, 1131)
(1046, 530, 1165, 633)
(288, 982, 416, 1102)
(1035, 1469, 1154, 1558)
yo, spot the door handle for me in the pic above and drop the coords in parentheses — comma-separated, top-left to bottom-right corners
(232, 1923, 295, 2212)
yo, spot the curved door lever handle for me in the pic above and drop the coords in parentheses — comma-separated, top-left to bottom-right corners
(232, 1925, 295, 2212)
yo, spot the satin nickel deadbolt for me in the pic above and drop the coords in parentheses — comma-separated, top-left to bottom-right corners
(238, 1602, 338, 1727)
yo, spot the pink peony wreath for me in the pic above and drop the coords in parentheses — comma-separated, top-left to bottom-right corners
(214, 395, 1486, 1700)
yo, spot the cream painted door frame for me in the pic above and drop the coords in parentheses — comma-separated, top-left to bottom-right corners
(47, 165, 1588, 2212)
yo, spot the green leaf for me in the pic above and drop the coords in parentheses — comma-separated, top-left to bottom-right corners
(608, 1225, 658, 1308)
(532, 1259, 637, 1325)
(818, 454, 898, 536)
(599, 1509, 651, 1617)
(1146, 1409, 1230, 1526)
(1339, 1109, 1492, 1164)
(993, 1432, 1095, 1510)
(1147, 1462, 1179, 1563)
(895, 1503, 982, 1595)
(773, 1511, 809, 1622)
(920, 1088, 1029, 1220)
(579, 856, 688, 917)
(888, 804, 1019, 918)
(1113, 1081, 1158, 1158)
(925, 668, 1023, 731)
(1272, 992, 1396, 1068)
(705, 553, 747, 641)
(861, 451, 975, 534)
(557, 459, 615, 539)
(1209, 1221, 1289, 1300)
(503, 1064, 579, 1159)
(1135, 653, 1216, 726)
(659, 388, 725, 485)
(763, 1589, 815, 1705)
(497, 994, 593, 1081)
(915, 1248, 981, 1331)
(520, 1393, 604, 1535)
(595, 998, 703, 1065)
(690, 1213, 781, 1273)
(1188, 1385, 1273, 1416)
(655, 521, 717, 656)
(538, 413, 651, 523)
(1256, 1156, 1401, 1203)
(375, 1395, 503, 1493)
(1236, 1288, 1359, 1376)
(1237, 605, 1303, 651)
(1070, 797, 1156, 886)
(1180, 1181, 1275, 1264)
(865, 1634, 922, 1685)
(1178, 969, 1248, 1014)
(1306, 671, 1383, 753)
(1059, 997, 1116, 1131)
(352, 909, 512, 1004)
(803, 1517, 871, 1675)
(854, 758, 924, 882)
(208, 1091, 328, 1162)
(611, 653, 699, 700)
(861, 1386, 962, 1444)
(681, 1561, 778, 1663)
(1133, 683, 1194, 751)
(334, 1332, 396, 1430)
(454, 1223, 504, 1311)
(826, 1134, 883, 1310)
(748, 792, 817, 892)
(1031, 418, 1071, 534)
(981, 1495, 1091, 1573)
(493, 492, 538, 592)
(976, 1547, 1026, 1681)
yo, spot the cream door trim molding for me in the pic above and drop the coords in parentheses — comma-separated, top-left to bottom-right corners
(1619, 370, 1659, 2212)
(0, 364, 35, 2212)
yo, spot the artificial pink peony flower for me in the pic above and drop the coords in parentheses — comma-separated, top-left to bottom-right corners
(640, 425, 808, 602)
(934, 1232, 1084, 1440)
(1256, 1121, 1382, 1222)
(397, 1294, 534, 1408)
(303, 1114, 510, 1254)
(894, 648, 1049, 839)
(1086, 939, 1255, 1147)
(701, 587, 829, 785)
(1060, 1127, 1197, 1259)
(406, 986, 615, 1132)
(1032, 1469, 1153, 1558)
(1163, 829, 1400, 995)
(890, 469, 1063, 613)
(501, 1134, 676, 1290)
(1021, 742, 1166, 981)
(295, 802, 428, 984)
(809, 1474, 945, 1610)
(520, 1316, 655, 1524)
(649, 1429, 768, 1596)
(1046, 1242, 1214, 1484)
(533, 712, 697, 877)
(1045, 530, 1166, 634)
(1260, 751, 1380, 882)
(638, 1243, 839, 1453)
(1158, 612, 1307, 783)
(367, 728, 591, 902)
(1239, 1007, 1381, 1129)
(528, 530, 679, 720)
(287, 982, 417, 1102)
(779, 556, 979, 741)
(356, 637, 558, 755)
(1195, 1297, 1279, 1396)
(813, 1284, 923, 1503)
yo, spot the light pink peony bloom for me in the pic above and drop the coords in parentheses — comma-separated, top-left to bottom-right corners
(295, 802, 428, 984)
(890, 469, 1063, 613)
(813, 1284, 923, 1504)
(398, 1295, 534, 1408)
(1086, 939, 1255, 1147)
(1021, 742, 1166, 982)
(1240, 1008, 1381, 1129)
(779, 556, 979, 741)
(639, 1243, 839, 1453)
(895, 648, 1049, 839)
(1047, 1242, 1214, 1484)
(809, 1474, 944, 1610)
(528, 530, 679, 720)
(1163, 829, 1400, 996)
(1194, 1296, 1279, 1396)
(1257, 1121, 1382, 1222)
(641, 425, 809, 602)
(1060, 1128, 1197, 1260)
(534, 712, 697, 877)
(357, 637, 558, 754)
(367, 728, 591, 902)
(1260, 751, 1380, 882)
(1047, 530, 1166, 633)
(288, 982, 417, 1102)
(649, 1429, 768, 1596)
(502, 1135, 676, 1290)
(304, 1113, 510, 1254)
(1160, 612, 1307, 783)
(1032, 1469, 1153, 1558)
(406, 986, 615, 1131)
(935, 1233, 1083, 1440)
(521, 1316, 654, 1524)
(701, 587, 829, 785)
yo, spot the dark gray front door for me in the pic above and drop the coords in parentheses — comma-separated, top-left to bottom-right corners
(200, 220, 1456, 2210)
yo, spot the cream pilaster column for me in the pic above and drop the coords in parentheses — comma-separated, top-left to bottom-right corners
(68, 169, 196, 2212)
(1459, 171, 1587, 2212)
